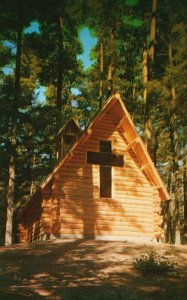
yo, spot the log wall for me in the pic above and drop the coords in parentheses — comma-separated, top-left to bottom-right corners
(19, 193, 43, 243)
(19, 112, 163, 243)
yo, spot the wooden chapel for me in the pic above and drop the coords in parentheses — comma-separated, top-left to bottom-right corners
(18, 93, 169, 243)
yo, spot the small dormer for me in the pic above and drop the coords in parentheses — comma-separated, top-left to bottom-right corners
(56, 118, 81, 161)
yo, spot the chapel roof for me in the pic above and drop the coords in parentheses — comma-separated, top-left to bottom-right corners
(40, 92, 169, 201)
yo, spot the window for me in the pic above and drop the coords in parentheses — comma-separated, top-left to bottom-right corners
(64, 134, 75, 145)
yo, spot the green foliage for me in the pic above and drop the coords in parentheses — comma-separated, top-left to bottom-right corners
(133, 251, 176, 275)
(0, 0, 187, 244)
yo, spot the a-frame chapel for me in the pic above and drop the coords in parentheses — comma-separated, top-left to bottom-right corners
(18, 93, 169, 243)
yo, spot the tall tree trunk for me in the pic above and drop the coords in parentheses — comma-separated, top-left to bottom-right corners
(143, 0, 157, 150)
(168, 43, 181, 245)
(5, 23, 23, 246)
(165, 169, 172, 242)
(99, 30, 104, 109)
(56, 16, 63, 113)
(183, 142, 187, 236)
(150, 0, 157, 62)
(29, 153, 36, 195)
(143, 43, 151, 148)
(152, 130, 159, 166)
(143, 44, 148, 103)
(107, 28, 114, 97)
(132, 66, 136, 102)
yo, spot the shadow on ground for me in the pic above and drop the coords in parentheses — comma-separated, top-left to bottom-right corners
(0, 239, 187, 300)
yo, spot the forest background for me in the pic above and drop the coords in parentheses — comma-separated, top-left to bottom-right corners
(0, 0, 186, 246)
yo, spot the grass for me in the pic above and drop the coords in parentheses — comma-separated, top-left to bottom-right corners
(133, 250, 176, 275)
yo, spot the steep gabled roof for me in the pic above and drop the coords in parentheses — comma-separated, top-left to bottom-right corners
(20, 93, 169, 218)
(40, 92, 169, 200)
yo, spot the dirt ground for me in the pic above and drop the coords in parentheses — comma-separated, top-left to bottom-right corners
(0, 239, 187, 300)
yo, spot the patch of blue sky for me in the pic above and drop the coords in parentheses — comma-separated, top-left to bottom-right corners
(71, 100, 78, 107)
(35, 86, 46, 104)
(71, 89, 80, 108)
(2, 41, 16, 75)
(4, 40, 16, 54)
(71, 88, 82, 96)
(2, 66, 14, 75)
(2, 25, 98, 106)
(77, 27, 97, 70)
(2, 21, 44, 102)
(3, 20, 40, 59)
(24, 21, 40, 34)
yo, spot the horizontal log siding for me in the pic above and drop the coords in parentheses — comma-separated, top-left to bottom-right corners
(19, 197, 43, 243)
(20, 112, 155, 242)
(50, 112, 154, 240)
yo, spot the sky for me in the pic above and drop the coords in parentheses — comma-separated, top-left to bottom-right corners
(2, 21, 97, 102)
(77, 27, 97, 70)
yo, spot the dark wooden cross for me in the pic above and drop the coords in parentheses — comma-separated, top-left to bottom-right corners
(87, 140, 124, 198)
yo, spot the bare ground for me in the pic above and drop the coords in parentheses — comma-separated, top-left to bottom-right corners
(0, 239, 187, 300)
